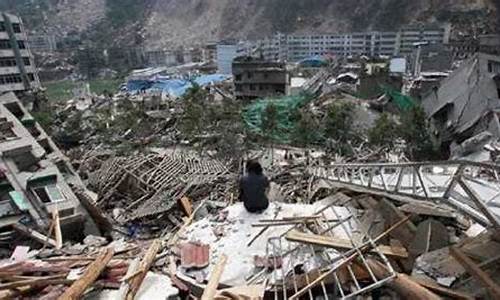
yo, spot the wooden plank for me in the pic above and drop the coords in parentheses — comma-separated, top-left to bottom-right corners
(412, 277, 474, 300)
(168, 200, 206, 246)
(247, 209, 280, 247)
(52, 210, 63, 250)
(125, 239, 162, 300)
(449, 246, 500, 299)
(118, 257, 140, 300)
(179, 196, 193, 217)
(58, 247, 115, 300)
(289, 215, 411, 300)
(0, 275, 69, 290)
(286, 230, 408, 258)
(201, 254, 228, 300)
(12, 223, 57, 248)
(366, 259, 441, 300)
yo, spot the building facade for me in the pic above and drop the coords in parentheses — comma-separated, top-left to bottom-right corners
(232, 56, 288, 101)
(0, 13, 40, 94)
(0, 92, 99, 242)
(258, 25, 451, 62)
(422, 53, 500, 155)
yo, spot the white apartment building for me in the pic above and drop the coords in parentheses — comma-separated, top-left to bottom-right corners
(0, 13, 40, 93)
(258, 25, 451, 62)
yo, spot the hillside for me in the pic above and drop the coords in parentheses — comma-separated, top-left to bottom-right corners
(1, 0, 498, 48)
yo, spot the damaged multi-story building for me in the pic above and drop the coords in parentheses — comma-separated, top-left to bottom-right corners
(0, 13, 40, 94)
(232, 56, 289, 101)
(258, 24, 450, 62)
(0, 92, 99, 246)
(422, 52, 500, 157)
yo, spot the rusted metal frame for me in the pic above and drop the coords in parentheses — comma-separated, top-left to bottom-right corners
(316, 205, 396, 299)
(316, 214, 357, 297)
(327, 207, 378, 285)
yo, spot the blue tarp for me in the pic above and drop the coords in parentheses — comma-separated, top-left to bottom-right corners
(126, 74, 231, 98)
(298, 55, 328, 67)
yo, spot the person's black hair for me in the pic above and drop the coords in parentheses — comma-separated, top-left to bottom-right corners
(246, 160, 263, 175)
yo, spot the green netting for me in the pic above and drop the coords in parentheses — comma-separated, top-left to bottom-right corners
(382, 86, 416, 111)
(242, 93, 313, 143)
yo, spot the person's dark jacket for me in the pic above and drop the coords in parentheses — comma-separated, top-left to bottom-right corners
(239, 173, 269, 213)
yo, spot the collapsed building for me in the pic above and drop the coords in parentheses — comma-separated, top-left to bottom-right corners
(0, 92, 99, 247)
(232, 56, 289, 101)
(422, 52, 500, 158)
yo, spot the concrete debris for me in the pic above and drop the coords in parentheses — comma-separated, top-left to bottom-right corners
(5, 44, 500, 299)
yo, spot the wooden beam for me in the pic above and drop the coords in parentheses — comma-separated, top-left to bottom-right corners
(0, 275, 69, 290)
(12, 223, 57, 248)
(118, 257, 140, 300)
(366, 259, 441, 300)
(449, 246, 500, 299)
(412, 277, 474, 300)
(289, 215, 411, 300)
(285, 230, 408, 258)
(58, 247, 115, 300)
(168, 200, 206, 247)
(125, 239, 162, 300)
(179, 196, 193, 217)
(201, 254, 228, 300)
(52, 210, 63, 249)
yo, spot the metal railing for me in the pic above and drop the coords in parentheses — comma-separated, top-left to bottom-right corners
(309, 160, 500, 228)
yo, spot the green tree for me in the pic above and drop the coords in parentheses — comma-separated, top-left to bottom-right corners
(180, 84, 207, 139)
(368, 112, 399, 148)
(324, 102, 359, 155)
(292, 110, 319, 147)
(262, 103, 279, 142)
(399, 106, 438, 160)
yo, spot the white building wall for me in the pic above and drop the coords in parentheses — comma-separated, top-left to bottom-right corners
(217, 44, 238, 74)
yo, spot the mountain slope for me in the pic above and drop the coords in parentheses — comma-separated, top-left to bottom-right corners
(1, 0, 498, 48)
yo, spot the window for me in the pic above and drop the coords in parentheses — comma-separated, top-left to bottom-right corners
(23, 57, 30, 66)
(247, 72, 253, 79)
(27, 73, 34, 82)
(488, 61, 500, 73)
(12, 23, 21, 33)
(32, 184, 65, 204)
(0, 22, 5, 32)
(0, 74, 22, 85)
(235, 74, 242, 81)
(0, 40, 11, 49)
(0, 57, 16, 67)
(17, 41, 25, 49)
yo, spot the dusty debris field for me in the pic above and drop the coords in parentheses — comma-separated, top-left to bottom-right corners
(2, 55, 500, 298)
(2, 138, 500, 299)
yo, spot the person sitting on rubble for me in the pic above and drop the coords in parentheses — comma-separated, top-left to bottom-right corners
(239, 160, 270, 213)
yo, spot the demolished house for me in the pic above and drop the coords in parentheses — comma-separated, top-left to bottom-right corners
(0, 92, 99, 247)
(422, 52, 500, 157)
